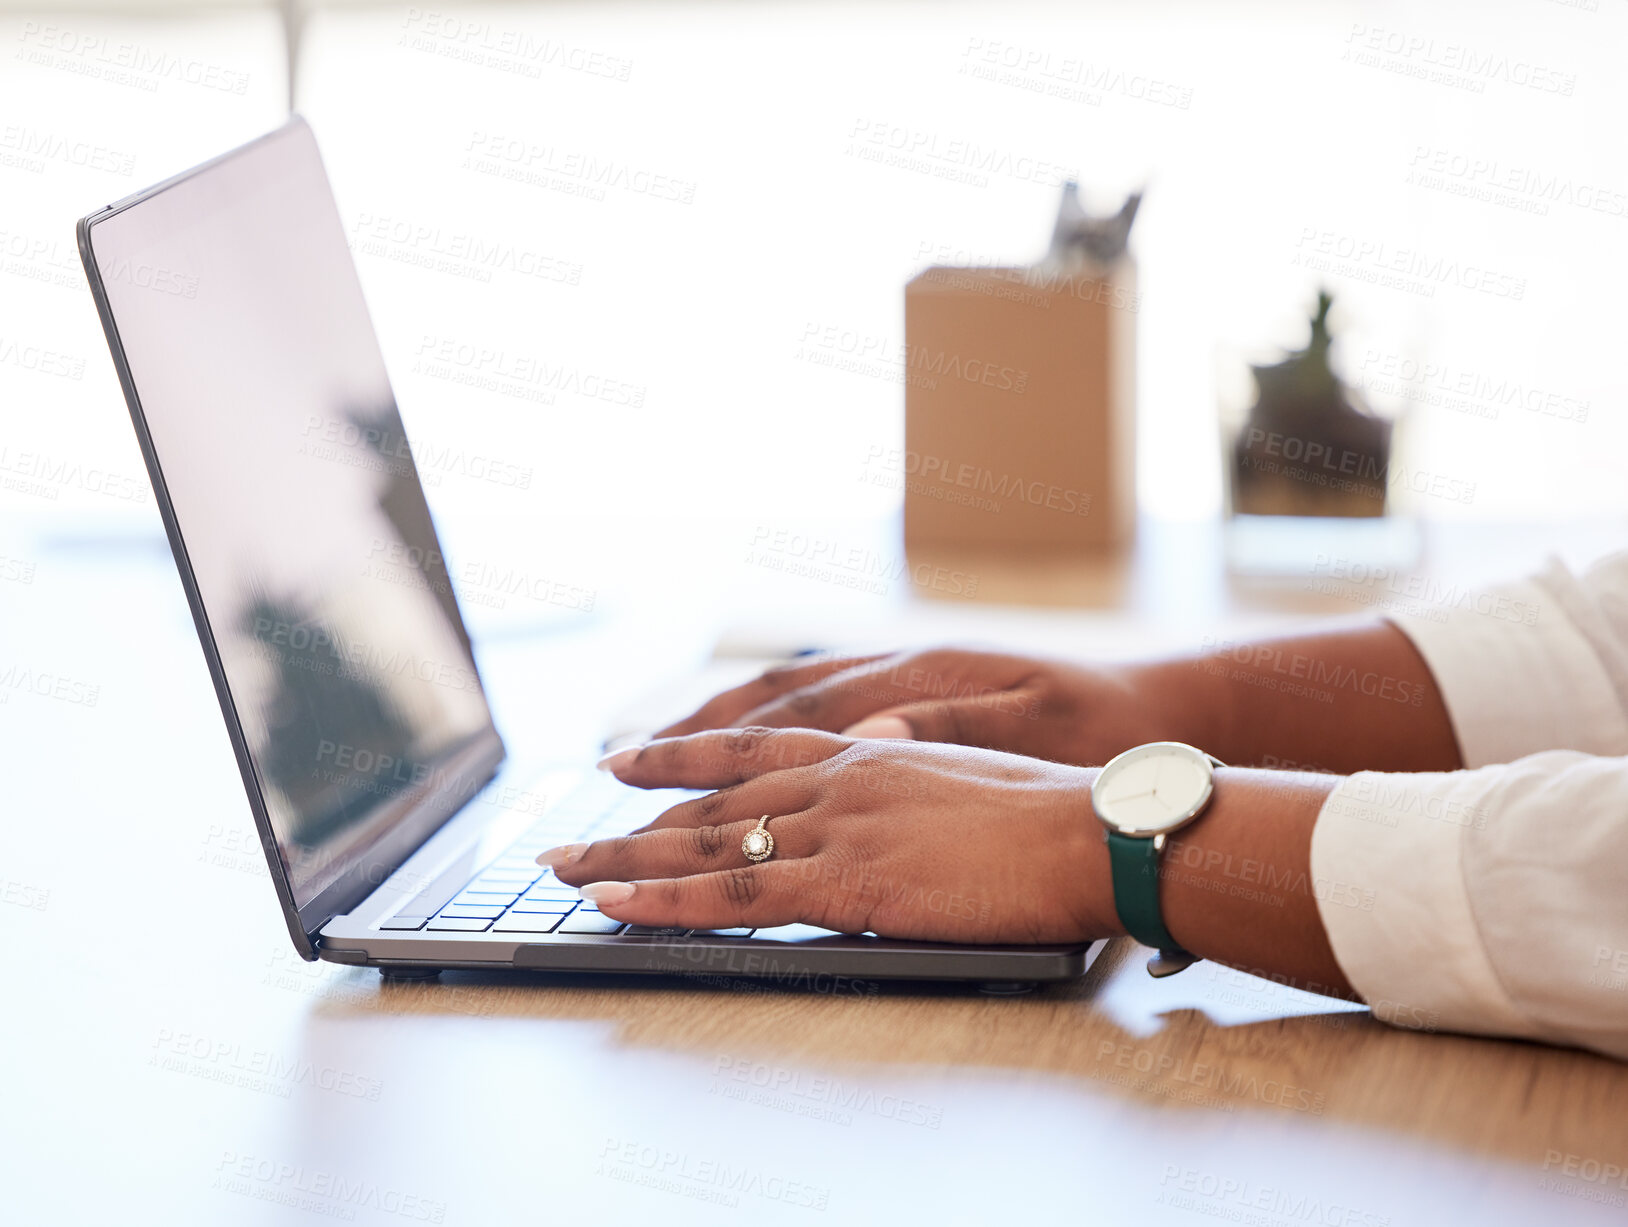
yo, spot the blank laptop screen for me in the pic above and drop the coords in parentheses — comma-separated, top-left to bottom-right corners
(86, 121, 498, 908)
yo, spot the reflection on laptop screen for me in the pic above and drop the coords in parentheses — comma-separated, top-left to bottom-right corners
(87, 121, 497, 906)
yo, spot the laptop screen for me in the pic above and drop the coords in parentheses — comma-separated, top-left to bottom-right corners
(85, 120, 500, 912)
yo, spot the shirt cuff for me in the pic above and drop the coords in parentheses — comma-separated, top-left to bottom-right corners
(1388, 568, 1628, 767)
(1311, 769, 1532, 1040)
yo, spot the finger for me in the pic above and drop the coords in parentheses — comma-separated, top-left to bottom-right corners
(602, 727, 852, 790)
(553, 811, 815, 886)
(654, 653, 887, 738)
(578, 862, 815, 931)
(628, 770, 820, 834)
(842, 696, 1037, 749)
(734, 653, 1033, 737)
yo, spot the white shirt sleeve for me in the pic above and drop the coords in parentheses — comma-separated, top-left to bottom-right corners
(1310, 551, 1628, 1058)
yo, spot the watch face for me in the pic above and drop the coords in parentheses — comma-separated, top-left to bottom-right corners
(1093, 742, 1215, 837)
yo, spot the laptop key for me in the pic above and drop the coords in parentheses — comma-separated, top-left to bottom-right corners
(688, 928, 755, 938)
(557, 913, 625, 935)
(492, 914, 568, 933)
(426, 917, 495, 931)
(379, 917, 427, 931)
(438, 905, 507, 920)
(511, 901, 578, 915)
(624, 926, 690, 937)
(473, 874, 538, 889)
(453, 891, 521, 907)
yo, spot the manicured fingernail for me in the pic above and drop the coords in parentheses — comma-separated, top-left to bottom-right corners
(536, 843, 588, 870)
(596, 746, 641, 774)
(842, 714, 913, 740)
(579, 881, 636, 906)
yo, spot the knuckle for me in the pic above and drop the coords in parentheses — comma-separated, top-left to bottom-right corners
(691, 823, 727, 860)
(725, 725, 771, 760)
(759, 663, 802, 688)
(720, 866, 762, 910)
(783, 688, 823, 718)
(695, 789, 731, 820)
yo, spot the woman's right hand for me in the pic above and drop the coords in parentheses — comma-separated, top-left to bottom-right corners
(651, 648, 1175, 767)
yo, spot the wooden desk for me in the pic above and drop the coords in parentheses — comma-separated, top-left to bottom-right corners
(4, 528, 1626, 1226)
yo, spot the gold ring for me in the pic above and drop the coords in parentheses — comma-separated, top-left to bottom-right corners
(742, 815, 775, 863)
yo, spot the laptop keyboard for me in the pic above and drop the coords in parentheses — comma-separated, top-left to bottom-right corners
(376, 775, 756, 939)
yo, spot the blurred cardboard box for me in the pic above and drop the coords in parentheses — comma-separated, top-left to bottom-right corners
(902, 263, 1137, 551)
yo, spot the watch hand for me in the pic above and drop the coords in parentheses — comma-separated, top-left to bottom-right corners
(1102, 788, 1157, 806)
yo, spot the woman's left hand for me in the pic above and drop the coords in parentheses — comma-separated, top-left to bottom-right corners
(543, 728, 1118, 945)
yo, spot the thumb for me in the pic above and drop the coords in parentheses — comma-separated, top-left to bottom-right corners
(842, 700, 1012, 748)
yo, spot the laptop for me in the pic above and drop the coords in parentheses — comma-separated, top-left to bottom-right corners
(77, 116, 1101, 989)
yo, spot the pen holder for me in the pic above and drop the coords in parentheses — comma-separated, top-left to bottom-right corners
(902, 263, 1137, 553)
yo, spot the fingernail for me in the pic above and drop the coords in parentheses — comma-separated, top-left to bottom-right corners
(842, 714, 914, 740)
(596, 746, 641, 774)
(536, 843, 588, 870)
(579, 881, 636, 906)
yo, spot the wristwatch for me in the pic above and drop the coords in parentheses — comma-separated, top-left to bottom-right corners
(1091, 741, 1225, 978)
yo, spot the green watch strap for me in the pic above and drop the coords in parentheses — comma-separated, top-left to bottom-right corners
(1106, 830, 1188, 956)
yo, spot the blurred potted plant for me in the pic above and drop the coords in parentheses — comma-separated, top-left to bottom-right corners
(1229, 290, 1392, 518)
